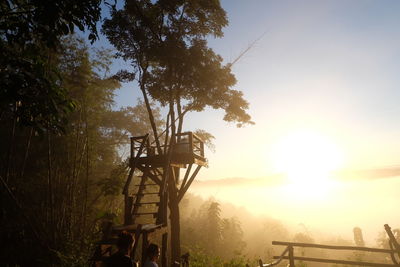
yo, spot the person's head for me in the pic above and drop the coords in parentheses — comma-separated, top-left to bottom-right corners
(116, 231, 134, 254)
(146, 243, 160, 261)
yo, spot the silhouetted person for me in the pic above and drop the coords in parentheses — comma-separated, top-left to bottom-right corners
(105, 231, 136, 267)
(143, 243, 160, 267)
(181, 252, 190, 267)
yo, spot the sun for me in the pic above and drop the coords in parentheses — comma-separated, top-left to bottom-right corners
(271, 130, 344, 197)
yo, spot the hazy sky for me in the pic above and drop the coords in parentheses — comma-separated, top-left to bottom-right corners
(110, 0, 400, 180)
(100, 0, 400, 244)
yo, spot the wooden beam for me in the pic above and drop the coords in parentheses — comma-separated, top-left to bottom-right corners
(137, 165, 162, 186)
(188, 132, 193, 154)
(261, 246, 289, 267)
(123, 167, 135, 195)
(178, 165, 201, 202)
(170, 165, 176, 184)
(385, 224, 400, 253)
(179, 164, 192, 191)
(288, 245, 294, 267)
(161, 135, 175, 194)
(131, 169, 148, 224)
(123, 134, 149, 194)
(272, 241, 396, 254)
(141, 232, 149, 265)
(130, 137, 134, 160)
(273, 255, 398, 267)
(124, 195, 133, 225)
(161, 233, 168, 267)
(131, 224, 142, 262)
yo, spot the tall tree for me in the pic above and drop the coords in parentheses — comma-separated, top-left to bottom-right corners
(0, 0, 101, 133)
(220, 217, 246, 259)
(102, 0, 254, 263)
(207, 202, 222, 255)
(0, 36, 163, 265)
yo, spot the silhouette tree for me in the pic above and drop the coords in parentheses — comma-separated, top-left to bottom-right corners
(0, 36, 162, 265)
(0, 0, 101, 133)
(207, 202, 222, 254)
(102, 0, 254, 263)
(220, 217, 246, 259)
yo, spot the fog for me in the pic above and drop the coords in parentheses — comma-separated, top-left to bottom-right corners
(188, 174, 400, 246)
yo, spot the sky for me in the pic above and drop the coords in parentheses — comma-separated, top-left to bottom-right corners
(97, 1, 400, 243)
(109, 0, 400, 180)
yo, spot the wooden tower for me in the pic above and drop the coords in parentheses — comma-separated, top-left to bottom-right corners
(93, 131, 206, 266)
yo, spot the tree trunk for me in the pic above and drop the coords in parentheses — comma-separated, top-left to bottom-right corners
(168, 167, 181, 265)
(167, 95, 182, 265)
(5, 104, 17, 182)
(139, 79, 162, 155)
(164, 111, 170, 154)
(176, 98, 183, 136)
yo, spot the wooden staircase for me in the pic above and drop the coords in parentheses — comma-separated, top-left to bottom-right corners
(91, 132, 207, 266)
(130, 173, 164, 225)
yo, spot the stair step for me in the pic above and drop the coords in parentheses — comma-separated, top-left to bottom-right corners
(137, 202, 160, 205)
(136, 192, 160, 196)
(134, 212, 158, 216)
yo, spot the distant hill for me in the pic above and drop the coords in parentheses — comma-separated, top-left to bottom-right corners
(334, 166, 400, 180)
(191, 174, 286, 188)
(191, 166, 400, 187)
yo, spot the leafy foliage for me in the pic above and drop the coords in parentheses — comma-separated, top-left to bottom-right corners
(1, 0, 101, 46)
(102, 0, 254, 130)
(188, 249, 252, 267)
(0, 0, 102, 133)
(194, 129, 216, 152)
(0, 36, 163, 265)
(181, 198, 247, 261)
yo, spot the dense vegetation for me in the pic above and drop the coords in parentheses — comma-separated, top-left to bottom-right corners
(101, 0, 253, 263)
(0, 34, 164, 265)
(179, 194, 400, 267)
(1, 0, 253, 265)
(1, 0, 398, 266)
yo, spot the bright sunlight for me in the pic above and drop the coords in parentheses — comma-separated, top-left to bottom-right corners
(271, 130, 345, 199)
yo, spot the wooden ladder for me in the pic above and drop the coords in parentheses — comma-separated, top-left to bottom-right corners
(130, 168, 163, 225)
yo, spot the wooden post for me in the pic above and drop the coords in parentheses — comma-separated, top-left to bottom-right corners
(131, 225, 142, 262)
(200, 140, 204, 157)
(146, 137, 151, 155)
(288, 245, 295, 267)
(124, 195, 133, 225)
(130, 137, 134, 159)
(142, 232, 149, 265)
(188, 132, 193, 154)
(161, 232, 168, 267)
(168, 167, 181, 265)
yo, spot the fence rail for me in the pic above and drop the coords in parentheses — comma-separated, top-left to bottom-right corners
(260, 224, 400, 267)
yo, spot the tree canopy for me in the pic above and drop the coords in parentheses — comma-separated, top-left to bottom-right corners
(0, 0, 102, 133)
(0, 36, 164, 265)
(102, 1, 254, 263)
(102, 0, 254, 132)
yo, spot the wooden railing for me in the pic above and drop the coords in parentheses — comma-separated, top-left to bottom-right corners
(259, 241, 400, 267)
(130, 132, 205, 159)
(260, 225, 400, 267)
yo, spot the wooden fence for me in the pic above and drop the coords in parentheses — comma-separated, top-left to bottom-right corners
(260, 224, 400, 267)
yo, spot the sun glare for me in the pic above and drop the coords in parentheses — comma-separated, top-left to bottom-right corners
(271, 130, 344, 198)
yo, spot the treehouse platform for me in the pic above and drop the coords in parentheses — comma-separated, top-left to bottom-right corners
(130, 132, 207, 168)
(97, 131, 207, 266)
